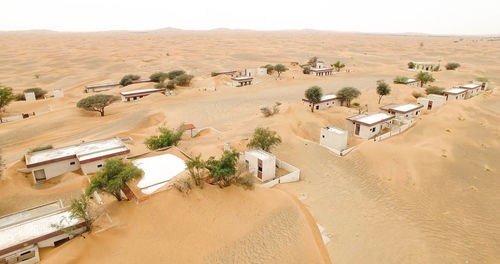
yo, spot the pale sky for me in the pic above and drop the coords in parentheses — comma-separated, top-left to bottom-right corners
(1, 0, 500, 35)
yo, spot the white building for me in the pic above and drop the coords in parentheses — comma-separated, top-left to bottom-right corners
(244, 149, 276, 182)
(25, 138, 130, 184)
(345, 113, 395, 139)
(443, 88, 467, 101)
(302, 94, 340, 111)
(213, 70, 238, 77)
(320, 126, 348, 151)
(85, 83, 120, 93)
(410, 61, 440, 72)
(120, 88, 165, 102)
(24, 92, 36, 102)
(380, 103, 423, 119)
(0, 201, 86, 264)
(244, 68, 267, 77)
(232, 76, 253, 87)
(53, 88, 64, 98)
(458, 83, 481, 97)
(417, 94, 446, 110)
(404, 78, 420, 87)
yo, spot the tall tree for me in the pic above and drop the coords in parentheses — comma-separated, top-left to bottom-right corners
(308, 56, 318, 67)
(69, 194, 95, 232)
(247, 127, 282, 152)
(336, 87, 361, 107)
(305, 86, 323, 112)
(86, 158, 142, 201)
(332, 61, 345, 72)
(376, 80, 391, 104)
(415, 72, 435, 87)
(0, 84, 15, 114)
(273, 64, 288, 78)
(77, 94, 118, 117)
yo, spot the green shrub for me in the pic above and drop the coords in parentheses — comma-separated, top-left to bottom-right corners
(408, 62, 415, 69)
(150, 72, 169, 83)
(425, 86, 445, 95)
(445, 63, 460, 70)
(14, 93, 25, 101)
(412, 91, 423, 98)
(77, 94, 119, 117)
(475, 77, 488, 82)
(174, 74, 194, 86)
(119, 74, 140, 86)
(393, 76, 409, 84)
(262, 64, 274, 74)
(144, 126, 185, 150)
(167, 70, 186, 80)
(166, 80, 176, 90)
(23, 88, 47, 99)
(247, 127, 281, 152)
(154, 82, 166, 89)
(211, 72, 218, 77)
(302, 67, 310, 74)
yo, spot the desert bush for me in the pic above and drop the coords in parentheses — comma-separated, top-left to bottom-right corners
(475, 77, 489, 82)
(86, 158, 142, 201)
(393, 76, 409, 84)
(77, 94, 119, 117)
(28, 145, 53, 153)
(172, 178, 192, 195)
(14, 93, 25, 101)
(247, 127, 281, 152)
(262, 64, 275, 74)
(425, 86, 445, 95)
(174, 74, 194, 86)
(205, 150, 240, 188)
(233, 163, 254, 190)
(408, 62, 415, 69)
(260, 102, 281, 117)
(412, 91, 424, 98)
(308, 56, 318, 67)
(274, 64, 288, 77)
(337, 87, 361, 107)
(120, 74, 140, 86)
(154, 82, 166, 89)
(23, 88, 47, 99)
(144, 125, 185, 150)
(376, 80, 391, 104)
(302, 67, 311, 74)
(187, 155, 206, 188)
(332, 61, 345, 71)
(210, 72, 218, 77)
(166, 80, 176, 90)
(415, 72, 435, 87)
(167, 70, 186, 80)
(445, 63, 460, 70)
(150, 72, 169, 83)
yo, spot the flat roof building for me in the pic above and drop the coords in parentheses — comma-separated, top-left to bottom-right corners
(458, 83, 481, 97)
(302, 94, 340, 111)
(380, 103, 423, 119)
(346, 113, 395, 139)
(25, 137, 130, 184)
(0, 201, 86, 264)
(443, 88, 467, 101)
(404, 78, 420, 87)
(120, 88, 165, 102)
(244, 149, 276, 182)
(410, 61, 439, 72)
(417, 94, 446, 110)
(320, 126, 348, 151)
(85, 82, 120, 93)
(232, 76, 253, 87)
(213, 70, 238, 77)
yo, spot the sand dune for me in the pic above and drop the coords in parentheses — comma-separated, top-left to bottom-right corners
(0, 30, 499, 263)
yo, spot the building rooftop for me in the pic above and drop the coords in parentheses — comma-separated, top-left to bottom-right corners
(85, 82, 120, 89)
(460, 83, 480, 89)
(347, 113, 394, 125)
(26, 138, 129, 167)
(246, 149, 276, 161)
(133, 154, 187, 195)
(387, 103, 423, 113)
(120, 88, 164, 96)
(232, 77, 253, 81)
(321, 94, 337, 101)
(406, 78, 418, 83)
(324, 126, 346, 135)
(311, 67, 333, 71)
(444, 88, 467, 94)
(0, 204, 80, 251)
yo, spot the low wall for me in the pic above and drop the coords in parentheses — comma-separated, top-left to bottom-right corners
(374, 120, 415, 142)
(261, 159, 300, 188)
(1, 115, 23, 123)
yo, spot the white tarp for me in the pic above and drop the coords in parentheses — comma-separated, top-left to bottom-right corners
(133, 154, 187, 194)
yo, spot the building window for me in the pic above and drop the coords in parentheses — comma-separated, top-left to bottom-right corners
(70, 161, 76, 165)
(322, 135, 325, 138)
(371, 127, 376, 132)
(97, 164, 103, 168)
(258, 166, 262, 172)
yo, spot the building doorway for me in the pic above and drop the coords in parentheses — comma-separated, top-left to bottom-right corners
(355, 124, 360, 136)
(33, 169, 46, 182)
(428, 101, 433, 110)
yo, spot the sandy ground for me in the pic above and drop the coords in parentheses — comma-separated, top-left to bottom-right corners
(0, 30, 499, 263)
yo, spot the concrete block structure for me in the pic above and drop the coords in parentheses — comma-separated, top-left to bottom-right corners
(443, 88, 467, 101)
(459, 83, 481, 97)
(213, 70, 238, 77)
(302, 94, 340, 111)
(380, 103, 423, 119)
(53, 88, 64, 98)
(410, 61, 440, 72)
(25, 137, 130, 184)
(320, 126, 348, 151)
(24, 92, 36, 102)
(0, 201, 86, 264)
(120, 88, 165, 102)
(232, 76, 253, 87)
(346, 113, 395, 139)
(85, 83, 120, 93)
(404, 78, 420, 87)
(244, 149, 276, 182)
(244, 68, 267, 77)
(417, 94, 446, 110)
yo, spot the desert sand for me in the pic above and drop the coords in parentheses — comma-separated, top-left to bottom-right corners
(0, 30, 499, 263)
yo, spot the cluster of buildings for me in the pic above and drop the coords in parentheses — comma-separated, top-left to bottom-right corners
(213, 67, 268, 87)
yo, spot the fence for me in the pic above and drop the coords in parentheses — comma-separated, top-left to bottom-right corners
(260, 159, 300, 188)
(374, 119, 416, 142)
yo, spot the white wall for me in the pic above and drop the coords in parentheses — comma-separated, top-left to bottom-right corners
(24, 92, 36, 102)
(445, 93, 466, 101)
(30, 158, 80, 183)
(53, 89, 64, 98)
(303, 99, 339, 111)
(244, 151, 276, 182)
(320, 127, 347, 151)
